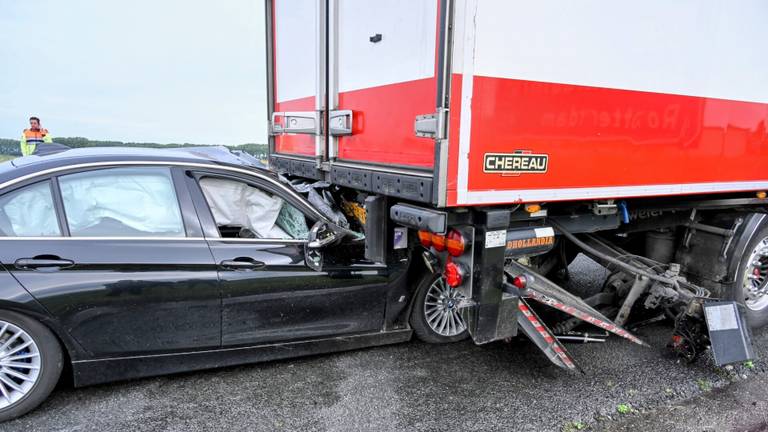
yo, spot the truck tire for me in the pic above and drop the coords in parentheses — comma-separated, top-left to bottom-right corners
(0, 310, 63, 423)
(727, 214, 768, 328)
(410, 272, 469, 344)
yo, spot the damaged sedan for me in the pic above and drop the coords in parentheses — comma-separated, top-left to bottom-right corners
(0, 147, 457, 421)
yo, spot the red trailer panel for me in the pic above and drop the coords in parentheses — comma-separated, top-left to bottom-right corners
(447, 0, 768, 206)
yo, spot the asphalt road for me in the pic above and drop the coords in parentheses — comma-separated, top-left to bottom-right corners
(2, 255, 767, 432)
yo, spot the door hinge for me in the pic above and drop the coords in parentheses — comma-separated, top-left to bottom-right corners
(270, 111, 322, 136)
(414, 108, 448, 140)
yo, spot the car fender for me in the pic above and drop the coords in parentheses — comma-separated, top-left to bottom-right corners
(0, 264, 89, 361)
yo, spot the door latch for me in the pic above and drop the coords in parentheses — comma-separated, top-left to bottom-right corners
(329, 110, 353, 136)
(271, 111, 322, 135)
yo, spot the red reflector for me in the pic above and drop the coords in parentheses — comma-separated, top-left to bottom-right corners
(444, 260, 464, 287)
(418, 230, 432, 247)
(512, 275, 528, 289)
(446, 229, 466, 257)
(431, 233, 446, 252)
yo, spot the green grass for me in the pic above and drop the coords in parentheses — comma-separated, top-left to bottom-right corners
(696, 378, 712, 392)
(616, 403, 632, 415)
(562, 421, 587, 431)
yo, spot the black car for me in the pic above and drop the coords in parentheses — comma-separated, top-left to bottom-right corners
(0, 147, 466, 421)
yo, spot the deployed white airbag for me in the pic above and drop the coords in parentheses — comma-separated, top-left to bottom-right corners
(59, 167, 185, 237)
(200, 178, 297, 239)
(0, 181, 60, 237)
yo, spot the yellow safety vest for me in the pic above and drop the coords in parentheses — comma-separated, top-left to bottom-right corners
(20, 128, 52, 156)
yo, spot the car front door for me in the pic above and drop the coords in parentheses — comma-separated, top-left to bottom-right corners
(0, 166, 221, 357)
(184, 169, 390, 347)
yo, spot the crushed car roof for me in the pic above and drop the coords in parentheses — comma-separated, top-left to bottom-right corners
(0, 146, 269, 185)
(12, 146, 264, 168)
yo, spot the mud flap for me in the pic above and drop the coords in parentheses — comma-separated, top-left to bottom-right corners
(517, 297, 582, 372)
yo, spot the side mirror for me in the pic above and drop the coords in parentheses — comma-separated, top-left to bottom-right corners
(305, 221, 344, 272)
(307, 221, 342, 249)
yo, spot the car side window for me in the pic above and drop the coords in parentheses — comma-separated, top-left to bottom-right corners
(199, 177, 310, 240)
(59, 167, 185, 237)
(0, 181, 61, 237)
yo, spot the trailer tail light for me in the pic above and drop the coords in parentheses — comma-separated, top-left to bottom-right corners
(445, 229, 466, 257)
(444, 259, 465, 287)
(418, 230, 432, 247)
(431, 233, 446, 252)
(419, 227, 469, 256)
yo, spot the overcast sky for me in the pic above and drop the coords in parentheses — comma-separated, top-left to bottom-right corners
(0, 0, 267, 144)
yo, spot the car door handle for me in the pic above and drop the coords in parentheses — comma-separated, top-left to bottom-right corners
(15, 257, 75, 270)
(219, 258, 266, 271)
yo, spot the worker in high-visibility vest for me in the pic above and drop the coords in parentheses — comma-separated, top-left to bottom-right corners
(20, 116, 53, 156)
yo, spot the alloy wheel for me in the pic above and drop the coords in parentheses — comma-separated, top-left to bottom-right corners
(0, 321, 42, 409)
(423, 276, 467, 337)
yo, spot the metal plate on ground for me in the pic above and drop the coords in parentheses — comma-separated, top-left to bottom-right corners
(704, 301, 755, 366)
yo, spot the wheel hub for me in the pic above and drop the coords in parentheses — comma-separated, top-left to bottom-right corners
(424, 276, 467, 337)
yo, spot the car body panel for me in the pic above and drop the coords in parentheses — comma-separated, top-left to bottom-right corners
(71, 328, 412, 387)
(0, 239, 222, 357)
(0, 263, 91, 360)
(209, 239, 390, 346)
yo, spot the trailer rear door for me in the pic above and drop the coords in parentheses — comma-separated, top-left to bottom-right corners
(269, 0, 449, 202)
(328, 0, 442, 170)
(269, 0, 325, 162)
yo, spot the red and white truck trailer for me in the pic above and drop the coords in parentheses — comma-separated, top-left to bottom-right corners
(267, 0, 768, 369)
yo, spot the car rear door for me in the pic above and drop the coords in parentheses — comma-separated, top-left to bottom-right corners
(0, 166, 221, 357)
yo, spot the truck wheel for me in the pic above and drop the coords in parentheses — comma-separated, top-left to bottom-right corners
(0, 310, 63, 423)
(730, 216, 768, 328)
(410, 273, 469, 343)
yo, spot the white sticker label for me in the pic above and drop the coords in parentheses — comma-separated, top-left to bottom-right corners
(705, 304, 739, 331)
(393, 227, 408, 250)
(485, 230, 506, 248)
(533, 227, 555, 238)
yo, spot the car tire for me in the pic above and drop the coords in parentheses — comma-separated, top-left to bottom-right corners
(0, 310, 63, 423)
(727, 214, 768, 329)
(410, 272, 469, 344)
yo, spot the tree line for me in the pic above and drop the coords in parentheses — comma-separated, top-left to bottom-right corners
(0, 137, 268, 157)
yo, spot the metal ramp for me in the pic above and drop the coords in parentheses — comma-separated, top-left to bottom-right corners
(506, 260, 648, 371)
(516, 297, 582, 372)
